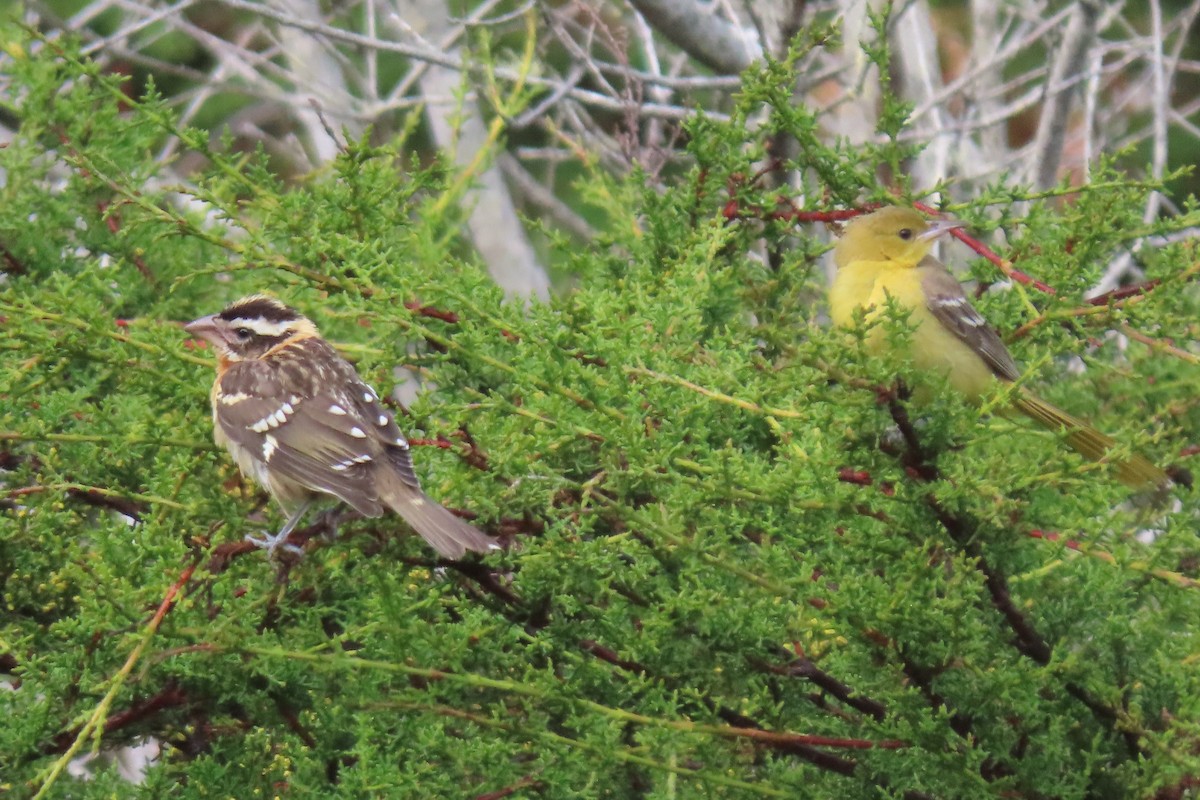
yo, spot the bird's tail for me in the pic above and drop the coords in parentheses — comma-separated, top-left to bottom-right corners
(1014, 390, 1168, 489)
(377, 472, 499, 559)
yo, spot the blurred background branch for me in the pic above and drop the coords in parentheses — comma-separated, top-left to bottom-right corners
(7, 0, 1198, 337)
(27, 1, 1199, 164)
(17, 0, 1198, 298)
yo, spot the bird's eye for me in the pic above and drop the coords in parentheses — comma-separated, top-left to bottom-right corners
(898, 228, 913, 240)
(234, 327, 253, 340)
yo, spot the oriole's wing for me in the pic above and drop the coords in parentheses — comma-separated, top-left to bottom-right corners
(918, 258, 1021, 382)
(215, 338, 419, 514)
(917, 257, 1168, 490)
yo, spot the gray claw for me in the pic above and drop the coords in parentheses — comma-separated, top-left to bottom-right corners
(245, 532, 304, 558)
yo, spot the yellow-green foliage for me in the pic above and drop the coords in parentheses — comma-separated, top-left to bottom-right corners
(3, 32, 1200, 800)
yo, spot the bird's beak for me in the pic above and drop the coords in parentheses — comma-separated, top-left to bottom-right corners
(184, 314, 222, 346)
(918, 219, 966, 242)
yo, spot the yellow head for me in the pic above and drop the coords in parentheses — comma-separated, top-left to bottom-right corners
(833, 206, 962, 269)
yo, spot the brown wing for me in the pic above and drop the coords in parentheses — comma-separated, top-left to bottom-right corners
(918, 258, 1021, 382)
(333, 359, 422, 491)
(216, 338, 420, 515)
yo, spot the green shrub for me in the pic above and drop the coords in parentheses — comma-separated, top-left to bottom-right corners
(3, 31, 1200, 800)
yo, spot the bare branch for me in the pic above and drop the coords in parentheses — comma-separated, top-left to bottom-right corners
(396, 0, 551, 301)
(1030, 0, 1101, 188)
(891, 0, 949, 190)
(626, 0, 761, 74)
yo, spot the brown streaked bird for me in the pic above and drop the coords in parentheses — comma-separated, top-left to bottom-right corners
(185, 295, 499, 558)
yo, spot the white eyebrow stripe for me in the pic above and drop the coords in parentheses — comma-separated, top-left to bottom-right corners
(228, 317, 296, 337)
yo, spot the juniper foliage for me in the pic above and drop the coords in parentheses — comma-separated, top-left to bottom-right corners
(3, 31, 1200, 800)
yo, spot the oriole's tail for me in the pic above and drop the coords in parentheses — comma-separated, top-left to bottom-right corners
(378, 472, 499, 559)
(1014, 390, 1168, 489)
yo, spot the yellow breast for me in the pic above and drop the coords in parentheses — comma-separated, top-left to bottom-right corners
(830, 261, 996, 401)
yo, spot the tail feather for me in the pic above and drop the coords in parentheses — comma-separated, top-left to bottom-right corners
(1014, 391, 1168, 489)
(377, 472, 499, 559)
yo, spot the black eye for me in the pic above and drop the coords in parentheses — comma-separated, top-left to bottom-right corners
(234, 327, 253, 340)
(898, 228, 913, 240)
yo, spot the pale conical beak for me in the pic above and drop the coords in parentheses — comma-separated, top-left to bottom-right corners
(183, 314, 221, 345)
(918, 219, 966, 242)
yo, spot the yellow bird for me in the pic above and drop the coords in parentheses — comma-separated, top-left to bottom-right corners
(829, 205, 1167, 489)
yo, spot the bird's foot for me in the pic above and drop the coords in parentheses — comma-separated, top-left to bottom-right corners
(245, 531, 304, 558)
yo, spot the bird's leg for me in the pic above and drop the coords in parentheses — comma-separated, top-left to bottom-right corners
(314, 506, 352, 542)
(246, 501, 311, 557)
